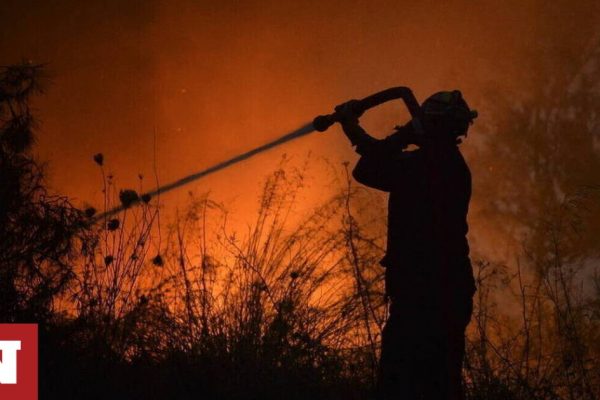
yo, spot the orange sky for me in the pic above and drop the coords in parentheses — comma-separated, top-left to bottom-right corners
(1, 0, 598, 246)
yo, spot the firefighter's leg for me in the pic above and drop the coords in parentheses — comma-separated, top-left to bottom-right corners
(377, 305, 418, 400)
(446, 293, 473, 400)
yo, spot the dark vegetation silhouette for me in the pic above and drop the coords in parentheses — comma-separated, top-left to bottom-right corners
(1, 59, 599, 400)
(0, 64, 84, 325)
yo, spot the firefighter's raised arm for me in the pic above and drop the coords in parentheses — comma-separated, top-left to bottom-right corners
(335, 101, 419, 192)
(335, 100, 377, 151)
(335, 99, 421, 154)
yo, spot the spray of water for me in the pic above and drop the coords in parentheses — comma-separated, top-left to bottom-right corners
(95, 122, 317, 221)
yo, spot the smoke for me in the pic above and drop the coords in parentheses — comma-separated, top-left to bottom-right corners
(1, 0, 599, 226)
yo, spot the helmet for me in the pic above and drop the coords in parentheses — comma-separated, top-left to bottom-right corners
(421, 90, 477, 139)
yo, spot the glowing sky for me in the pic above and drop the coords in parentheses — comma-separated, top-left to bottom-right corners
(1, 0, 598, 234)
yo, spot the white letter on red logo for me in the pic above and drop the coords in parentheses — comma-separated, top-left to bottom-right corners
(0, 341, 21, 384)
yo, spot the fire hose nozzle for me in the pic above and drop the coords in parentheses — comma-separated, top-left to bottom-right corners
(312, 114, 336, 132)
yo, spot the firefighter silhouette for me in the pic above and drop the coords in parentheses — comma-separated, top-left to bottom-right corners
(337, 90, 477, 400)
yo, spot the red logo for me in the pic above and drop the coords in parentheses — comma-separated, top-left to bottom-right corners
(0, 324, 37, 400)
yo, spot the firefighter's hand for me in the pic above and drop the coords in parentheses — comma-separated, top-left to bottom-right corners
(391, 122, 424, 148)
(335, 100, 363, 124)
(404, 125, 424, 146)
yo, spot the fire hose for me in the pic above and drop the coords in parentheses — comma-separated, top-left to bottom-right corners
(95, 87, 422, 220)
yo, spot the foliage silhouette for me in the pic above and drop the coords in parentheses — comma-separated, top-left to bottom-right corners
(1, 62, 599, 399)
(0, 63, 84, 323)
